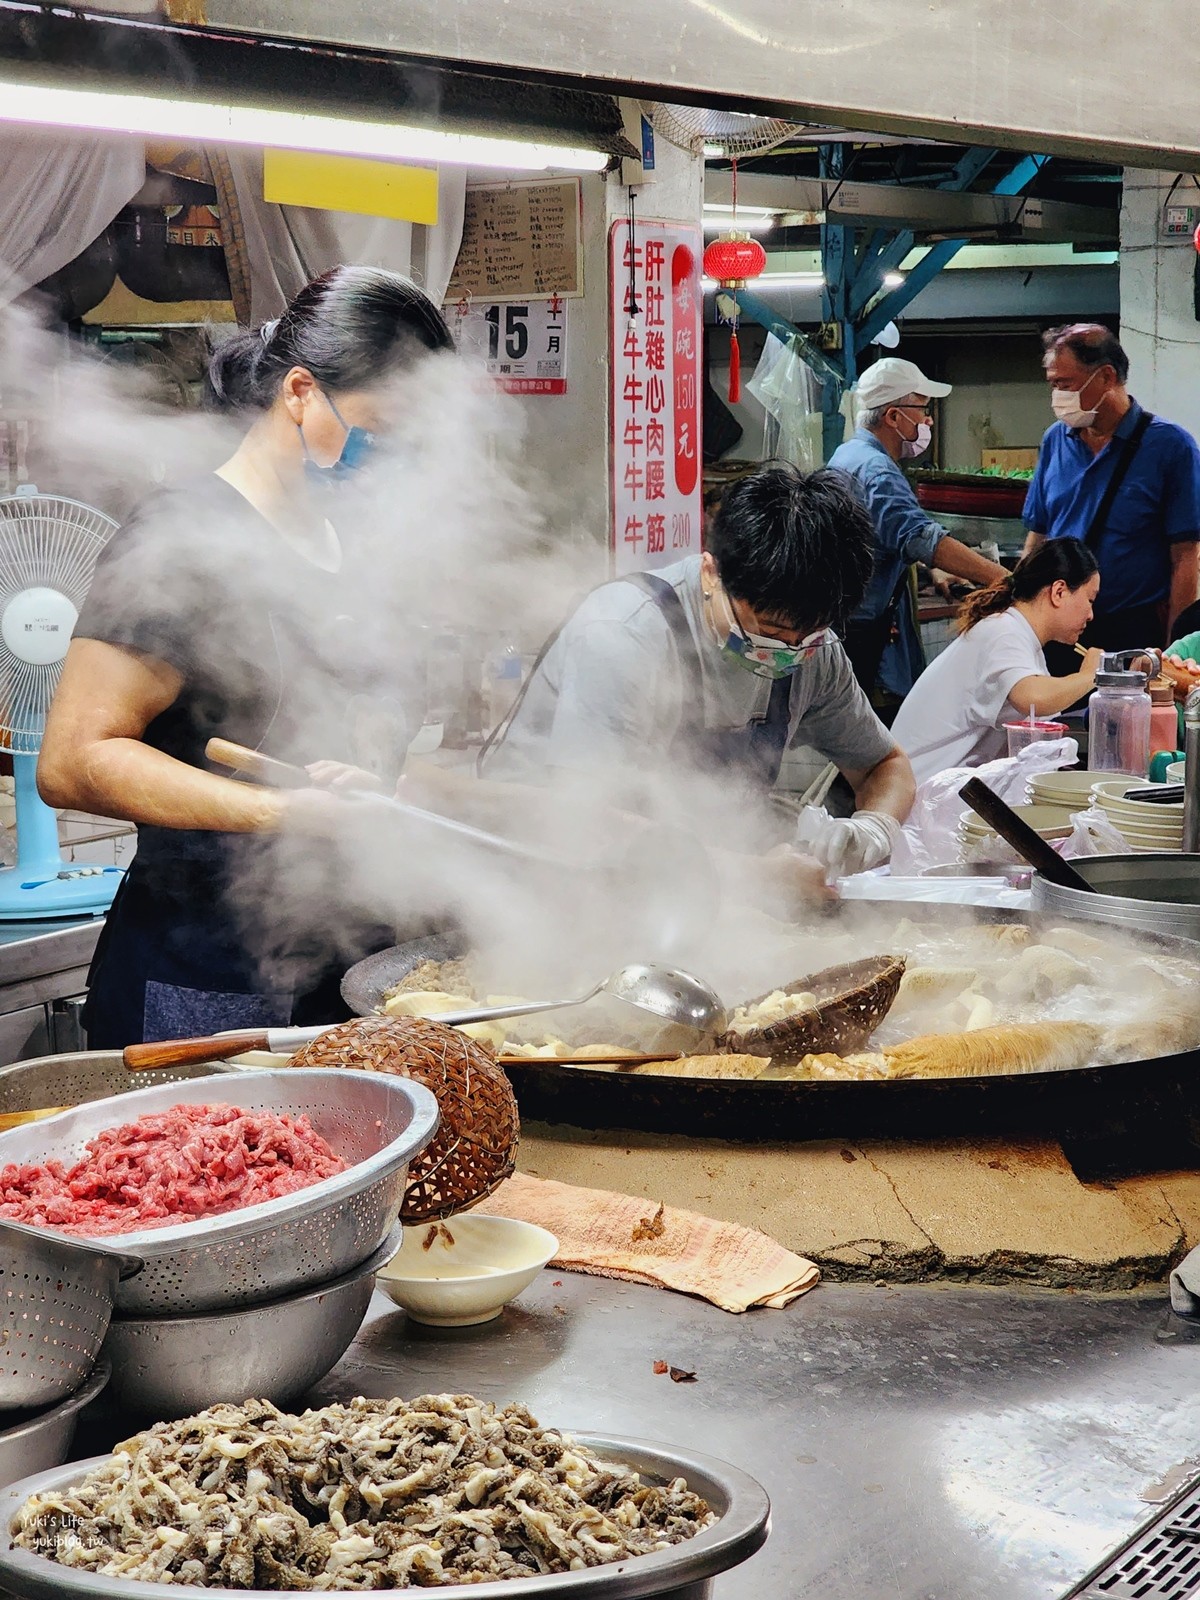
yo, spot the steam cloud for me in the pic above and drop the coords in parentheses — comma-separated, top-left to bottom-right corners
(4, 294, 1195, 1072)
(2, 296, 828, 1026)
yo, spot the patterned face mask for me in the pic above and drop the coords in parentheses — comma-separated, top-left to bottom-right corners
(705, 584, 835, 679)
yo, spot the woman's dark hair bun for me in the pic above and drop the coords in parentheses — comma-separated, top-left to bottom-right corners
(206, 266, 454, 412)
(206, 329, 268, 412)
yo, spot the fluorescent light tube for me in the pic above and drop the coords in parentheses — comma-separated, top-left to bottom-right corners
(0, 79, 609, 172)
(703, 203, 776, 218)
(703, 214, 775, 234)
(702, 272, 824, 289)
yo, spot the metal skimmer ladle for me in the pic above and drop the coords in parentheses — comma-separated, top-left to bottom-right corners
(123, 963, 729, 1071)
(432, 963, 728, 1043)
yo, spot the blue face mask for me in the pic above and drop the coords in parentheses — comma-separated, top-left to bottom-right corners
(298, 392, 375, 491)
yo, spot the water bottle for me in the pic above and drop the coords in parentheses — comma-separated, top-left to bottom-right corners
(1088, 660, 1152, 777)
(1184, 686, 1200, 851)
(483, 642, 524, 734)
(1149, 678, 1179, 762)
(426, 630, 472, 749)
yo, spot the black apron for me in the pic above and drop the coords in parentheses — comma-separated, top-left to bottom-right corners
(480, 571, 792, 791)
(81, 837, 374, 1049)
(75, 477, 404, 1049)
(82, 860, 289, 1048)
(622, 573, 792, 786)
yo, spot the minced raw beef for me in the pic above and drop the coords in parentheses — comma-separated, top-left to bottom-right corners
(0, 1103, 347, 1235)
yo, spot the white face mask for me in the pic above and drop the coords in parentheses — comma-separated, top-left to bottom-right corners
(1050, 369, 1104, 430)
(891, 407, 932, 461)
(901, 422, 932, 461)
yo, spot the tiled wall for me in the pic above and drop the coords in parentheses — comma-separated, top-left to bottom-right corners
(921, 618, 955, 663)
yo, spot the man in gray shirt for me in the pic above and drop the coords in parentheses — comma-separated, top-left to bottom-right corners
(481, 465, 915, 884)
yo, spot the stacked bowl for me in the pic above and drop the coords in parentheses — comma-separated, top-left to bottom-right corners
(0, 1220, 130, 1487)
(958, 801, 1074, 864)
(1089, 777, 1185, 851)
(0, 1067, 439, 1428)
(1025, 768, 1122, 810)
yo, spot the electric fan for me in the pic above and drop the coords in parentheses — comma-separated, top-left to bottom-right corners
(0, 489, 123, 918)
(645, 104, 807, 160)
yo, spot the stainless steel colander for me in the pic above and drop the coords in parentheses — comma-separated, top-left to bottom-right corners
(0, 1070, 439, 1317)
(0, 1050, 208, 1114)
(0, 1221, 139, 1410)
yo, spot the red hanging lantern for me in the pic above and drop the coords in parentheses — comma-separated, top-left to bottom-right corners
(703, 233, 766, 404)
(702, 236, 769, 285)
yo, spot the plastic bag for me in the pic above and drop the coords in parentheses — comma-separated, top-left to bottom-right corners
(1064, 804, 1131, 857)
(747, 333, 822, 472)
(839, 876, 1033, 909)
(890, 737, 1079, 875)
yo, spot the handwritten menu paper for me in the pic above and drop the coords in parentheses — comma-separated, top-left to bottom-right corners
(447, 179, 583, 302)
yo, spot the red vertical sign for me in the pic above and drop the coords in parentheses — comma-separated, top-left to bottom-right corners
(671, 245, 699, 497)
(610, 219, 703, 575)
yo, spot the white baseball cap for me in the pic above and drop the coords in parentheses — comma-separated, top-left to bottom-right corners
(855, 356, 951, 409)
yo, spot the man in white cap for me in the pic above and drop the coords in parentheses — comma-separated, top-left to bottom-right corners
(828, 356, 1007, 709)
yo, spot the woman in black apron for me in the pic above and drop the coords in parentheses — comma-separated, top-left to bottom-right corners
(37, 266, 454, 1046)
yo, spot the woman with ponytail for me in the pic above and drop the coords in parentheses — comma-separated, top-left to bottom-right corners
(891, 538, 1103, 784)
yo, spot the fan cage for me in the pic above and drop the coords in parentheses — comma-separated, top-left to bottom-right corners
(646, 102, 805, 158)
(0, 495, 118, 753)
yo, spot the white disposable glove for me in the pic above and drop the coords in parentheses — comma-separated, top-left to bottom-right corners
(794, 806, 902, 881)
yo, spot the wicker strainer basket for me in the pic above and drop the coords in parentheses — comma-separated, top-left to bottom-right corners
(720, 955, 906, 1062)
(291, 1017, 519, 1224)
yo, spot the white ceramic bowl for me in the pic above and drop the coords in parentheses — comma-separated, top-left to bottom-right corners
(407, 722, 444, 756)
(1028, 769, 1110, 801)
(227, 1049, 295, 1068)
(1168, 761, 1186, 784)
(960, 802, 1073, 837)
(1096, 801, 1183, 829)
(376, 1214, 559, 1327)
(1099, 811, 1182, 831)
(1088, 777, 1171, 804)
(1108, 817, 1185, 837)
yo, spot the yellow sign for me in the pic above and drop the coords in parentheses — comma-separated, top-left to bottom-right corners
(262, 149, 439, 225)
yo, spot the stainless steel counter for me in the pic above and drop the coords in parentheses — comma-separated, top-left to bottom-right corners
(0, 918, 102, 1062)
(76, 1271, 1200, 1599)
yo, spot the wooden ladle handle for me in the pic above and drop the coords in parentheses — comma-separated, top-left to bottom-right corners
(124, 1031, 270, 1071)
(206, 738, 311, 789)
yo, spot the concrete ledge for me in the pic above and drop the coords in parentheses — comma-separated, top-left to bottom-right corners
(517, 1122, 1200, 1291)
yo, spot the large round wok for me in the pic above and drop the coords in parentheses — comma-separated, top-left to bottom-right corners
(341, 913, 1200, 1176)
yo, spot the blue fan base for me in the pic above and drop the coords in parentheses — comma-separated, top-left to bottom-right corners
(0, 753, 123, 920)
(0, 862, 122, 919)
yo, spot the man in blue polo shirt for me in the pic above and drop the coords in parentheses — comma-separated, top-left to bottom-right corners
(1023, 323, 1200, 651)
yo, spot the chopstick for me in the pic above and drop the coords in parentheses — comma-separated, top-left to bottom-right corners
(1074, 644, 1088, 659)
(498, 1053, 680, 1067)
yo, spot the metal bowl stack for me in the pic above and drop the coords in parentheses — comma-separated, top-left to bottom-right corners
(0, 1068, 439, 1421)
(0, 1219, 139, 1487)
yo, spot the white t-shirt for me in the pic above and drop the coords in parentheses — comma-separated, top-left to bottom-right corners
(891, 608, 1048, 785)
